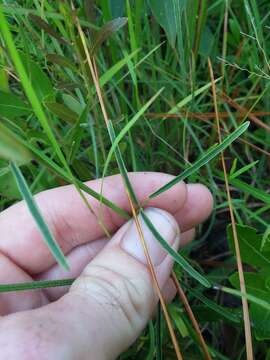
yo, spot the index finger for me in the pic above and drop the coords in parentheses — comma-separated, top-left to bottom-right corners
(0, 172, 187, 273)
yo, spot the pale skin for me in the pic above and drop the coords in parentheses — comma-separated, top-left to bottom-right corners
(0, 172, 213, 359)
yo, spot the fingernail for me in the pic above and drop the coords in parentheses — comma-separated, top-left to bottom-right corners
(121, 208, 180, 266)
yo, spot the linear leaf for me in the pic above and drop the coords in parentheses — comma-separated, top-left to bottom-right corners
(10, 162, 69, 270)
(141, 211, 211, 288)
(229, 177, 270, 205)
(99, 48, 140, 87)
(0, 278, 74, 292)
(107, 121, 138, 205)
(167, 78, 221, 116)
(229, 160, 259, 180)
(218, 285, 270, 312)
(29, 14, 69, 45)
(150, 122, 250, 198)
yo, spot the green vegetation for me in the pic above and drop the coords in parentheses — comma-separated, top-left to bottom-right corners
(0, 1, 270, 358)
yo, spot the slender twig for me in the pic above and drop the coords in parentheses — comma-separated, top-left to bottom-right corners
(221, 92, 270, 133)
(172, 272, 212, 360)
(148, 112, 270, 158)
(208, 58, 254, 360)
(128, 198, 183, 360)
(147, 111, 270, 120)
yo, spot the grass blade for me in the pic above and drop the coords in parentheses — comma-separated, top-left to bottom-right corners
(149, 121, 250, 198)
(216, 285, 270, 312)
(10, 162, 69, 270)
(229, 177, 270, 205)
(172, 272, 212, 360)
(0, 278, 74, 292)
(166, 78, 222, 116)
(208, 58, 253, 359)
(0, 7, 71, 176)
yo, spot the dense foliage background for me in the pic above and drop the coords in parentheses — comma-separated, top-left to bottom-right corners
(0, 1, 270, 359)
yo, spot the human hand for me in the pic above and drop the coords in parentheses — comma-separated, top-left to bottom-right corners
(0, 172, 212, 359)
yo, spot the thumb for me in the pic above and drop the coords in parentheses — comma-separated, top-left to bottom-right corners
(68, 207, 181, 359)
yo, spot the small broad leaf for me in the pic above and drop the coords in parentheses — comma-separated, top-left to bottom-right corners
(91, 17, 127, 54)
(0, 170, 21, 199)
(150, 122, 250, 198)
(19, 52, 55, 101)
(230, 272, 270, 340)
(45, 101, 78, 124)
(261, 226, 270, 252)
(169, 305, 189, 337)
(227, 224, 270, 269)
(10, 162, 69, 271)
(0, 122, 32, 164)
(46, 54, 78, 72)
(0, 91, 31, 119)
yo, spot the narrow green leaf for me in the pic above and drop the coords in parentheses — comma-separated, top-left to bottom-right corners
(229, 177, 270, 205)
(167, 78, 222, 116)
(29, 14, 69, 45)
(91, 17, 127, 54)
(10, 162, 69, 270)
(150, 122, 250, 198)
(182, 284, 241, 323)
(141, 211, 211, 288)
(229, 160, 259, 180)
(217, 285, 270, 312)
(0, 278, 74, 292)
(99, 48, 140, 87)
(107, 121, 138, 205)
(103, 88, 163, 177)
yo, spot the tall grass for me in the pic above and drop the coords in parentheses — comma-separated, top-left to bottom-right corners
(0, 1, 269, 359)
